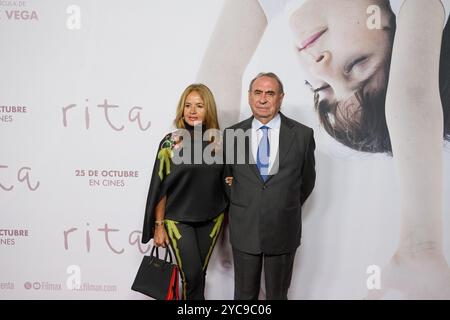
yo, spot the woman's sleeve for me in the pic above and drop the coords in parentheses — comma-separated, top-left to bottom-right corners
(141, 134, 173, 244)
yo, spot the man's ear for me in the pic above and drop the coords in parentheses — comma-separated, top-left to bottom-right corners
(279, 93, 285, 105)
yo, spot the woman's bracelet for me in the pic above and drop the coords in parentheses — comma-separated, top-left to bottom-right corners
(155, 220, 164, 227)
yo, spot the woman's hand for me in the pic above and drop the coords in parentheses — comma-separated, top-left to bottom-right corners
(154, 225, 169, 248)
(154, 197, 168, 247)
(225, 176, 233, 186)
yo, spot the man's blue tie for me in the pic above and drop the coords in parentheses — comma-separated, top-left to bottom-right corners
(257, 125, 270, 181)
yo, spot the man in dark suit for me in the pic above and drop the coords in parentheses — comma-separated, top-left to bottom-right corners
(223, 72, 316, 300)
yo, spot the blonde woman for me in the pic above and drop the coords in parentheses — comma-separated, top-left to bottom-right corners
(141, 84, 227, 300)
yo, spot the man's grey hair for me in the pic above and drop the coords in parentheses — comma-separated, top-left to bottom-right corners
(248, 72, 284, 94)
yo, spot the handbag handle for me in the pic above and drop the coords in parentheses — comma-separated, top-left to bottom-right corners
(150, 245, 173, 264)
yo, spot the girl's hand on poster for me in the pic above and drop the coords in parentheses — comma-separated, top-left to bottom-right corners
(366, 249, 450, 299)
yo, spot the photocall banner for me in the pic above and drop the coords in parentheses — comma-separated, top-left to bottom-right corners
(1, 0, 449, 299)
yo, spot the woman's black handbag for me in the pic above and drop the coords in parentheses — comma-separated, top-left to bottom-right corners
(131, 245, 179, 300)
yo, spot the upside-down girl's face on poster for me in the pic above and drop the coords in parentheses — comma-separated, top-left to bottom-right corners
(289, 0, 393, 115)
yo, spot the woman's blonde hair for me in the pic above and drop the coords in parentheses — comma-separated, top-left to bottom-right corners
(174, 84, 220, 131)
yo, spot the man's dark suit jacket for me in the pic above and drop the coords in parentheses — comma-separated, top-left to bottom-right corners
(223, 112, 316, 255)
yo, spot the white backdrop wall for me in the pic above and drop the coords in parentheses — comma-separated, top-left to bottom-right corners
(1, 0, 450, 299)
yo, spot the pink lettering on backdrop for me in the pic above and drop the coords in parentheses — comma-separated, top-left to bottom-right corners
(1, 165, 40, 191)
(62, 104, 76, 127)
(63, 224, 150, 254)
(63, 227, 78, 250)
(97, 224, 124, 254)
(62, 99, 151, 131)
(86, 222, 91, 252)
(17, 167, 40, 191)
(129, 231, 151, 254)
(128, 106, 151, 131)
(5, 10, 38, 20)
(0, 165, 14, 191)
(97, 99, 124, 131)
(85, 105, 90, 129)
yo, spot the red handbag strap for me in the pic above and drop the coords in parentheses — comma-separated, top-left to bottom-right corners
(165, 266, 179, 300)
(174, 267, 179, 300)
